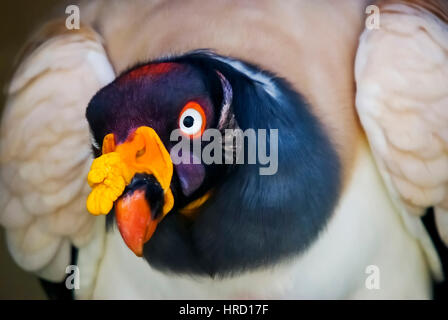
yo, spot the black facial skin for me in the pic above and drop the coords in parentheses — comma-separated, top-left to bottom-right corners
(87, 50, 342, 277)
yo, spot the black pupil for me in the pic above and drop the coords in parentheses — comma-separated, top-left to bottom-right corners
(183, 116, 194, 128)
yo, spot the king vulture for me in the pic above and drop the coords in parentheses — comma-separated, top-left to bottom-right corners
(0, 0, 447, 299)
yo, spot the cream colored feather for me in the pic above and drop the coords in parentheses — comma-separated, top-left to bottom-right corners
(355, 0, 448, 279)
(0, 23, 115, 281)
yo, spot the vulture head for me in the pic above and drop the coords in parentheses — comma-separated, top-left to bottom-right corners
(85, 51, 341, 276)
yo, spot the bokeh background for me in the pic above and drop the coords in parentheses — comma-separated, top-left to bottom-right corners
(0, 0, 63, 300)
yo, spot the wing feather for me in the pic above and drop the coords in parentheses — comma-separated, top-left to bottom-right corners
(0, 21, 115, 281)
(355, 0, 448, 279)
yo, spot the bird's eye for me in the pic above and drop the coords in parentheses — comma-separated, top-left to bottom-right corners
(178, 102, 206, 138)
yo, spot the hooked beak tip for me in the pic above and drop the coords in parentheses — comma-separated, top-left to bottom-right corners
(115, 189, 159, 257)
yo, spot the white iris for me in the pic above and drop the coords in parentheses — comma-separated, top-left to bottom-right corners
(179, 108, 203, 136)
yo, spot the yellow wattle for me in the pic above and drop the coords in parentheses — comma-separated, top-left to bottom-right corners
(86, 152, 133, 215)
(86, 126, 175, 217)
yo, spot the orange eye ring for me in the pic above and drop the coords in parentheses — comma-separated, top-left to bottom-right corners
(178, 101, 206, 138)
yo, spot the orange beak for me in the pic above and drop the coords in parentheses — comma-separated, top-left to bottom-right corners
(115, 189, 159, 257)
(86, 126, 174, 256)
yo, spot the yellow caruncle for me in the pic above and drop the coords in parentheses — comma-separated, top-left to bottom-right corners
(85, 126, 174, 217)
(87, 152, 133, 215)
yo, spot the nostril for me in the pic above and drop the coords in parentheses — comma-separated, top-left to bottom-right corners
(136, 146, 146, 158)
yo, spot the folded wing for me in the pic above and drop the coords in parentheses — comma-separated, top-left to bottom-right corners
(355, 0, 448, 280)
(0, 21, 115, 281)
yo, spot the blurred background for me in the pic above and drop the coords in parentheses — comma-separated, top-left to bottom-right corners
(0, 0, 63, 299)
